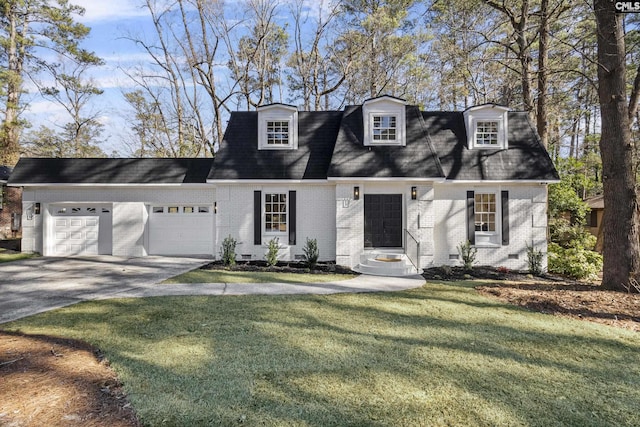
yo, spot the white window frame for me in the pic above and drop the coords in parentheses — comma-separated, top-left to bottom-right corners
(372, 114, 398, 142)
(264, 192, 287, 234)
(266, 120, 291, 146)
(474, 191, 501, 246)
(474, 120, 500, 146)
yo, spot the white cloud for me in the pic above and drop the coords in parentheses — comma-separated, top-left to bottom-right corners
(72, 0, 149, 22)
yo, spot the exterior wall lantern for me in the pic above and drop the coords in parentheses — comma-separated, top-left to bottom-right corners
(34, 202, 41, 215)
(353, 186, 360, 200)
(214, 201, 217, 214)
(411, 186, 417, 200)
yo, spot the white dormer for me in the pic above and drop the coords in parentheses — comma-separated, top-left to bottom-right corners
(257, 103, 298, 150)
(362, 95, 407, 146)
(463, 104, 509, 150)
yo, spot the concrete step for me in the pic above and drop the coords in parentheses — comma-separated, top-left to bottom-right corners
(354, 251, 422, 277)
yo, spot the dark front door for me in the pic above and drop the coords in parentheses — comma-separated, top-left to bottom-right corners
(364, 194, 402, 247)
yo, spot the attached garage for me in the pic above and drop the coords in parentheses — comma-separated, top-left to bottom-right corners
(49, 204, 112, 256)
(149, 205, 214, 255)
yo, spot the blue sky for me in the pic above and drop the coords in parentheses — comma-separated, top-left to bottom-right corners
(24, 0, 329, 156)
(25, 0, 156, 154)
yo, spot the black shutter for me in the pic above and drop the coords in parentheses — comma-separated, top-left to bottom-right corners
(466, 191, 475, 245)
(289, 191, 296, 245)
(254, 191, 261, 245)
(501, 190, 509, 245)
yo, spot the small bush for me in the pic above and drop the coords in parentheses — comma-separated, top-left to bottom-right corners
(526, 244, 544, 275)
(457, 241, 477, 271)
(548, 242, 603, 280)
(265, 237, 280, 267)
(302, 238, 319, 269)
(220, 235, 237, 266)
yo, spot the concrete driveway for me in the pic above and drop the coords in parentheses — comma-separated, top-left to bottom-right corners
(0, 256, 210, 324)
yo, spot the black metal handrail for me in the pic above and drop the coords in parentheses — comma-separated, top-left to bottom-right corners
(404, 229, 420, 273)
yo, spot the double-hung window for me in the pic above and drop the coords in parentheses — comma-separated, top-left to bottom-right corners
(372, 115, 397, 141)
(475, 121, 499, 146)
(266, 121, 290, 146)
(265, 193, 287, 233)
(474, 193, 496, 232)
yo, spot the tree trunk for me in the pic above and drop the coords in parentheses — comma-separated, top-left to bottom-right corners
(536, 0, 549, 148)
(594, 0, 640, 291)
(1, 2, 24, 166)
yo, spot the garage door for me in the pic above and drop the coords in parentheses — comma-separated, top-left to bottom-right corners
(50, 205, 112, 256)
(149, 205, 214, 255)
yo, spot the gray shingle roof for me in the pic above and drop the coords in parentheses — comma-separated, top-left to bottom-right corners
(209, 111, 342, 180)
(8, 105, 558, 185)
(8, 158, 214, 184)
(327, 105, 445, 178)
(423, 111, 559, 181)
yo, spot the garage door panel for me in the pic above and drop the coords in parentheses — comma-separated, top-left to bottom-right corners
(49, 205, 110, 256)
(149, 205, 213, 255)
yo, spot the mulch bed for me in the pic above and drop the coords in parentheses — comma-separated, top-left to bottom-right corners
(200, 260, 356, 275)
(0, 331, 139, 427)
(423, 266, 640, 332)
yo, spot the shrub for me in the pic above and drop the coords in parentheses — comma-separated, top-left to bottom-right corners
(220, 235, 237, 266)
(548, 242, 603, 280)
(302, 238, 319, 269)
(265, 237, 280, 267)
(457, 240, 477, 271)
(526, 244, 544, 275)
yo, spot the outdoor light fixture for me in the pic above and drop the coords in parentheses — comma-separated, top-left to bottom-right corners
(353, 186, 360, 200)
(214, 201, 217, 214)
(34, 203, 41, 215)
(411, 186, 417, 200)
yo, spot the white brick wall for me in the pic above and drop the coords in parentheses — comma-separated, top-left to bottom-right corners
(432, 183, 548, 270)
(217, 184, 336, 262)
(20, 182, 550, 270)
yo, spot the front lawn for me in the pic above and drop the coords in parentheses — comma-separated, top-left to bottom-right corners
(3, 281, 639, 426)
(0, 248, 35, 263)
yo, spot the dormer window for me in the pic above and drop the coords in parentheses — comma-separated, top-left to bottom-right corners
(362, 95, 407, 146)
(266, 120, 289, 145)
(475, 121, 499, 146)
(372, 115, 397, 141)
(258, 104, 298, 150)
(463, 104, 509, 150)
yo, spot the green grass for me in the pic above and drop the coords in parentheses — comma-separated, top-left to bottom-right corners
(163, 268, 356, 284)
(3, 280, 639, 426)
(0, 248, 36, 263)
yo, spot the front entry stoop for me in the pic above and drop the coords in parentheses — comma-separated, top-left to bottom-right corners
(353, 250, 422, 277)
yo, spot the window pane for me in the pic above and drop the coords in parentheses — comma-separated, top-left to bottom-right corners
(474, 193, 496, 232)
(264, 193, 287, 233)
(476, 121, 499, 145)
(266, 120, 289, 145)
(372, 115, 397, 141)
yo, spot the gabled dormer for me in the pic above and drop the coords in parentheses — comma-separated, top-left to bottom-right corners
(257, 103, 298, 150)
(463, 104, 509, 150)
(362, 95, 407, 147)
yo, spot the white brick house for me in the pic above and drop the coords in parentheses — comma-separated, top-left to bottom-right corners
(9, 96, 559, 274)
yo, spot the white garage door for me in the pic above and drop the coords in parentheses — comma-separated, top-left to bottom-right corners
(50, 205, 112, 256)
(149, 205, 214, 255)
